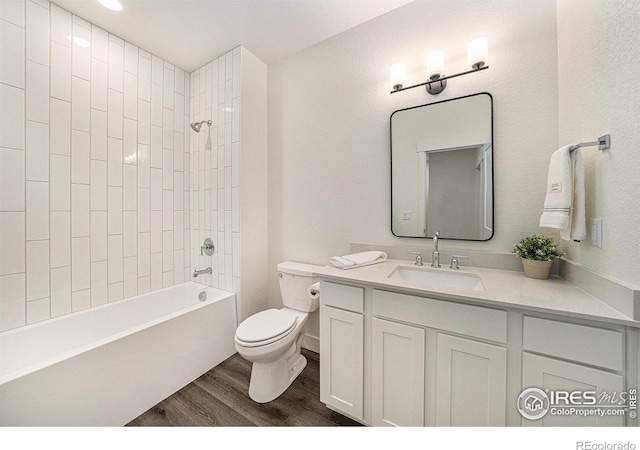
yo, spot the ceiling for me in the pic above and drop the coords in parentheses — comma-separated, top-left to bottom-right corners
(51, 0, 414, 72)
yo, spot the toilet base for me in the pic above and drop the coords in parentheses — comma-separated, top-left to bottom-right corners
(248, 351, 307, 403)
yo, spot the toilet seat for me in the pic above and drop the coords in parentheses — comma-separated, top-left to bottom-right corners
(235, 309, 297, 348)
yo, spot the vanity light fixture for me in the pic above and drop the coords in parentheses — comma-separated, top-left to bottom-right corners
(98, 0, 123, 11)
(390, 37, 489, 95)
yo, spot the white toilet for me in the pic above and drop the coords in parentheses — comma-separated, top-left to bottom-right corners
(234, 261, 319, 403)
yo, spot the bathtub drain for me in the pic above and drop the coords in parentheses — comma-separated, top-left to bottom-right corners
(198, 291, 207, 302)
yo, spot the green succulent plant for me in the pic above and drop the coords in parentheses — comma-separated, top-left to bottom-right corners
(512, 234, 565, 261)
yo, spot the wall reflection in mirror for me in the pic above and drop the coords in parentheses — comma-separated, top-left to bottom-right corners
(391, 93, 493, 240)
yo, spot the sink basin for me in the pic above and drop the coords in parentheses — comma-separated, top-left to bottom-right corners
(388, 266, 485, 291)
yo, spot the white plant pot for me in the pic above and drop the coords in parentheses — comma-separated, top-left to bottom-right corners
(521, 258, 552, 280)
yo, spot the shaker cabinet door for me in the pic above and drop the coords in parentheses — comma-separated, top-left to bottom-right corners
(522, 352, 624, 427)
(371, 318, 425, 426)
(319, 305, 364, 421)
(436, 333, 507, 426)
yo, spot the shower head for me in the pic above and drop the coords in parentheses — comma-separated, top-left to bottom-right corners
(190, 120, 212, 133)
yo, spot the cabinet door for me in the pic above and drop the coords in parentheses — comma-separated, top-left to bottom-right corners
(319, 306, 364, 420)
(372, 318, 425, 426)
(522, 352, 624, 426)
(436, 333, 507, 426)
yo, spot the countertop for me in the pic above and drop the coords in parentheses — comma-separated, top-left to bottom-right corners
(308, 259, 639, 328)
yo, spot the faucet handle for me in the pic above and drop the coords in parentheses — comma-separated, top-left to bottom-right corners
(408, 252, 424, 266)
(450, 255, 469, 270)
(200, 237, 215, 256)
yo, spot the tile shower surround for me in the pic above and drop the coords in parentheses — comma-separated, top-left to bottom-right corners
(188, 50, 242, 309)
(0, 0, 199, 331)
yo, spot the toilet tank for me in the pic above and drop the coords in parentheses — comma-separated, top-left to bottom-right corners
(277, 261, 320, 313)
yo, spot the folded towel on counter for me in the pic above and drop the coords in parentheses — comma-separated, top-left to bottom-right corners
(539, 144, 586, 242)
(329, 251, 387, 270)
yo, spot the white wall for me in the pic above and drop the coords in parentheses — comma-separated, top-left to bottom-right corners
(0, 0, 190, 332)
(557, 0, 640, 286)
(267, 0, 560, 336)
(239, 49, 269, 321)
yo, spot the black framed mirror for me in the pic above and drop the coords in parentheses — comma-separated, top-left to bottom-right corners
(391, 92, 493, 240)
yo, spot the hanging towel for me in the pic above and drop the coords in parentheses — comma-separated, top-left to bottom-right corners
(561, 148, 586, 242)
(329, 251, 387, 270)
(539, 144, 586, 241)
(539, 144, 573, 230)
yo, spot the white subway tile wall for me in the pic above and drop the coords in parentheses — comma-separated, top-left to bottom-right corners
(0, 0, 191, 331)
(189, 47, 241, 308)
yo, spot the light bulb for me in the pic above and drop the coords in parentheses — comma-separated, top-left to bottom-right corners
(426, 51, 444, 80)
(389, 63, 406, 91)
(468, 37, 488, 69)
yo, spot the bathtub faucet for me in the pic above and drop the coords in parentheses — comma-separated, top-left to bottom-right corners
(193, 267, 212, 278)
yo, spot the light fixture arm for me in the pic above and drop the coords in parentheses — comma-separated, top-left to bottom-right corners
(390, 65, 489, 94)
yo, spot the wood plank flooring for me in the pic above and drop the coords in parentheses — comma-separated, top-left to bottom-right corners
(126, 349, 361, 427)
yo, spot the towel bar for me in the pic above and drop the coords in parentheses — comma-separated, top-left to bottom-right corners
(571, 134, 610, 151)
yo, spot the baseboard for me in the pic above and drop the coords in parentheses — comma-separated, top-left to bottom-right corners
(302, 333, 319, 353)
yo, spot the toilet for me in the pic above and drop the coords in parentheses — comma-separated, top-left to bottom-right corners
(234, 261, 319, 403)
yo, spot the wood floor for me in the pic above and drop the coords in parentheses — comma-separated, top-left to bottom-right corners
(126, 349, 361, 427)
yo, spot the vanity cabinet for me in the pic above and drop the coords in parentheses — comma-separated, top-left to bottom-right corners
(522, 353, 624, 426)
(521, 316, 625, 427)
(372, 289, 508, 427)
(318, 280, 633, 427)
(319, 282, 364, 421)
(371, 318, 425, 426)
(435, 333, 507, 426)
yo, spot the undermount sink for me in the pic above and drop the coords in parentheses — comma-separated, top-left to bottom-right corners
(388, 265, 485, 291)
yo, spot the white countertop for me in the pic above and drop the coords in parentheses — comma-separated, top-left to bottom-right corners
(309, 259, 639, 328)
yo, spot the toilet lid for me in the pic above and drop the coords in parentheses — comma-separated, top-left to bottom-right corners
(236, 309, 297, 344)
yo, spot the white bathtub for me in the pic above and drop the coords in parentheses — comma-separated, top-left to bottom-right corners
(0, 282, 237, 426)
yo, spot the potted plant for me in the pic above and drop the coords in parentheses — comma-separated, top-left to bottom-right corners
(512, 234, 564, 279)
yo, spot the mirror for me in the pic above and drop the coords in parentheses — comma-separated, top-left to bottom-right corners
(391, 92, 493, 240)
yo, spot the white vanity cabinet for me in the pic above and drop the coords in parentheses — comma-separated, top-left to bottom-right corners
(319, 282, 365, 421)
(521, 316, 625, 427)
(372, 289, 508, 427)
(435, 333, 507, 426)
(318, 278, 635, 427)
(371, 317, 425, 426)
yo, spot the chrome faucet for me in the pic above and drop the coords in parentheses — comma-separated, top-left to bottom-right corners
(193, 267, 212, 278)
(431, 230, 441, 268)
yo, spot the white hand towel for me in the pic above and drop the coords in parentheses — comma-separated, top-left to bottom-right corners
(329, 251, 388, 269)
(560, 148, 586, 242)
(539, 144, 573, 230)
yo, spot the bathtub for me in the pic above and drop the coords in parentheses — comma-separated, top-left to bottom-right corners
(0, 282, 237, 426)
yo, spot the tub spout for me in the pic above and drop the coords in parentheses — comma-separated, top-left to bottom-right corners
(193, 267, 212, 278)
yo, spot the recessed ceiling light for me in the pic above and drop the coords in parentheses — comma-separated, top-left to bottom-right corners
(98, 0, 122, 11)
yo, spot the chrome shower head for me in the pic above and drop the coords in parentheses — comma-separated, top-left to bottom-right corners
(190, 120, 212, 133)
